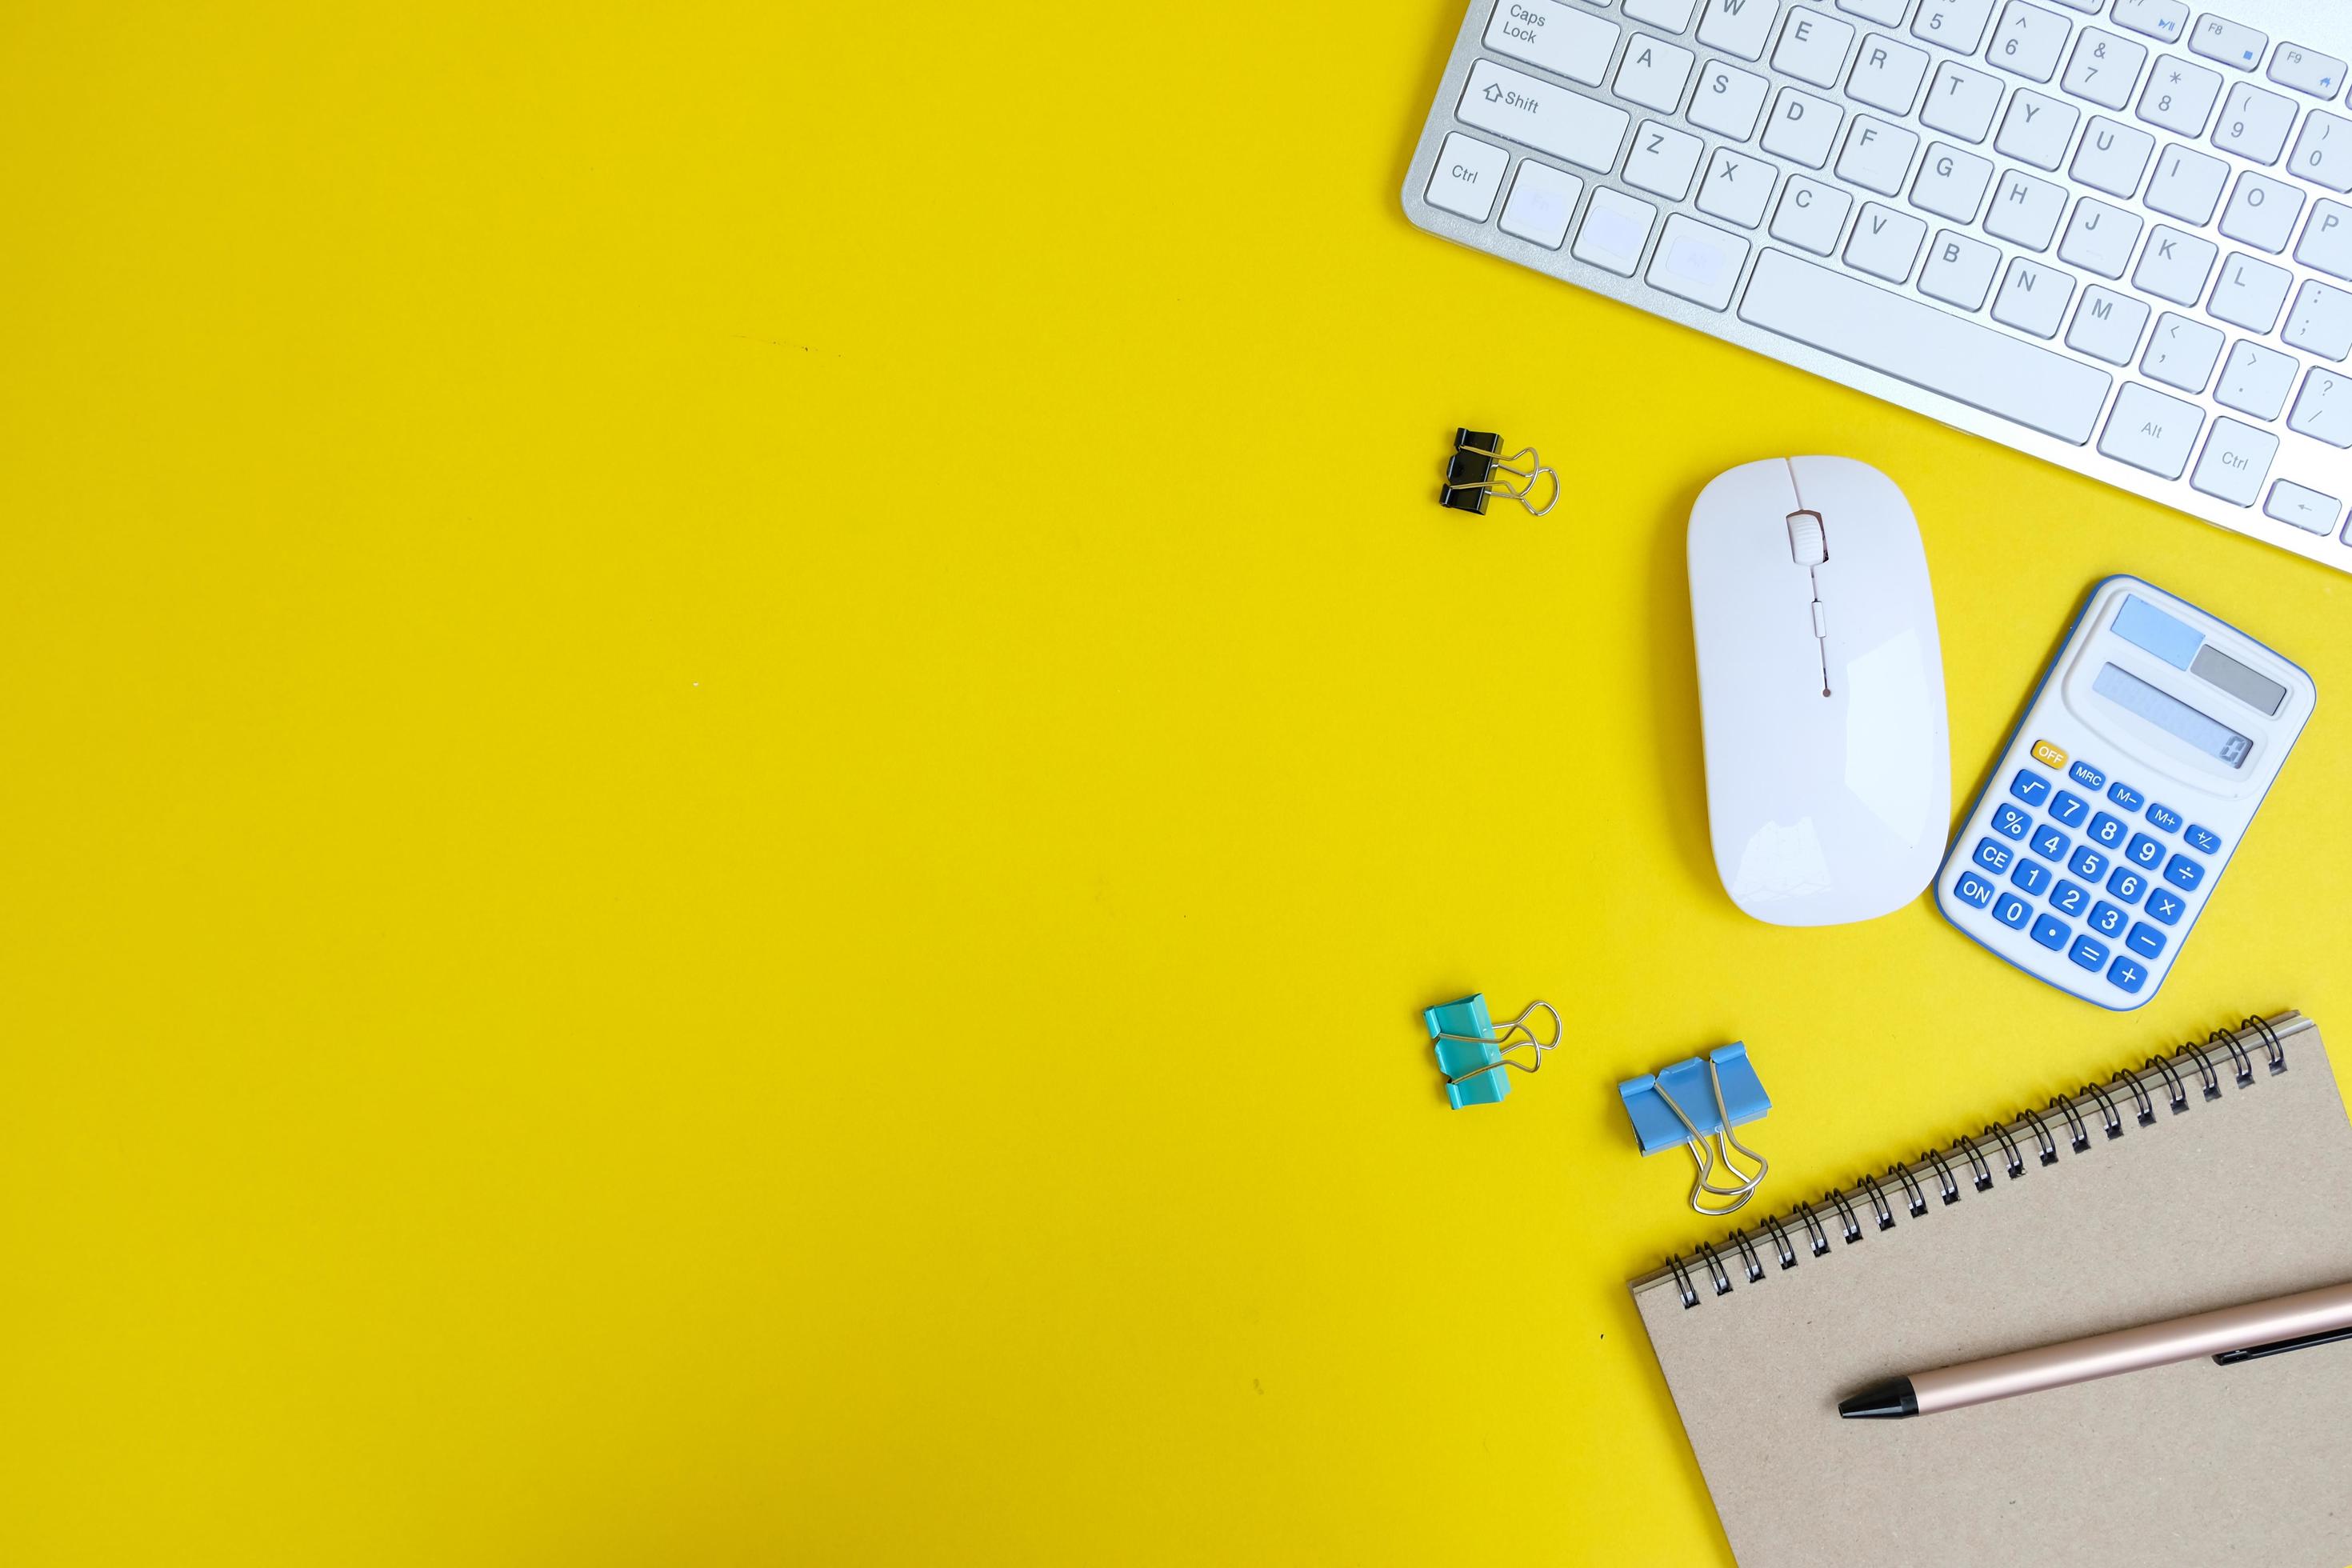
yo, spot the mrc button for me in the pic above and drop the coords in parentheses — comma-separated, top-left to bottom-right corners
(2068, 759, 2106, 790)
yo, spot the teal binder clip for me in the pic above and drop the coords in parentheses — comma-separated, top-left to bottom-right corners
(1425, 994, 1562, 1109)
(1620, 1044, 1772, 1214)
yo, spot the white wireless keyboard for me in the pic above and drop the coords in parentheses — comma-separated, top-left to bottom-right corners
(1406, 0, 2352, 574)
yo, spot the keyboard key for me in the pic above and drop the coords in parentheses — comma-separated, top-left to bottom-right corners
(2145, 886, 2187, 924)
(1988, 1, 2070, 82)
(2030, 823, 2070, 860)
(1484, 0, 1621, 86)
(1767, 175, 1854, 253)
(2050, 788, 2090, 826)
(2145, 802, 2182, 832)
(2289, 112, 2352, 191)
(2142, 312, 2225, 391)
(2106, 781, 2144, 810)
(2071, 117, 2154, 194)
(2185, 823, 2222, 854)
(2267, 478, 2342, 532)
(2270, 43, 2347, 101)
(1974, 836, 2018, 873)
(2126, 921, 2167, 958)
(2066, 285, 2147, 359)
(1850, 34, 1933, 114)
(2162, 852, 2205, 890)
(1922, 61, 2006, 140)
(2099, 382, 2204, 476)
(2131, 226, 2218, 305)
(1427, 134, 1511, 222)
(1574, 186, 1660, 275)
(1774, 7, 1856, 86)
(2068, 934, 2110, 970)
(2113, 1, 2186, 43)
(2107, 955, 2147, 992)
(1698, 0, 1783, 60)
(2138, 57, 2222, 136)
(1625, 0, 1699, 27)
(2221, 171, 2306, 252)
(2030, 913, 2070, 949)
(1838, 0, 1910, 22)
(2063, 29, 2146, 110)
(1997, 89, 2082, 169)
(1838, 118, 1921, 194)
(2050, 877, 2090, 916)
(2012, 858, 2054, 894)
(2288, 366, 2352, 446)
(2302, 200, 2352, 278)
(2069, 845, 2109, 880)
(2088, 899, 2127, 936)
(2125, 830, 2165, 867)
(1618, 38, 1699, 112)
(2190, 418, 2279, 506)
(2086, 810, 2126, 846)
(2010, 767, 2054, 806)
(1647, 213, 1751, 308)
(1986, 169, 2070, 248)
(1922, 229, 2003, 307)
(2144, 149, 2230, 227)
(1993, 802, 2034, 838)
(1627, 121, 1706, 198)
(1993, 256, 2077, 335)
(1913, 142, 1995, 219)
(1846, 202, 1929, 279)
(1690, 61, 1773, 139)
(1500, 162, 1585, 246)
(1736, 250, 2115, 442)
(2058, 198, 2141, 277)
(2214, 83, 2298, 165)
(1954, 869, 1997, 907)
(1762, 87, 1844, 166)
(2106, 866, 2148, 903)
(1914, 0, 1996, 54)
(1696, 148, 1778, 228)
(2215, 338, 2299, 417)
(1994, 892, 2033, 928)
(2190, 14, 2266, 72)
(1459, 62, 1632, 172)
(2286, 279, 2352, 360)
(2212, 254, 2294, 332)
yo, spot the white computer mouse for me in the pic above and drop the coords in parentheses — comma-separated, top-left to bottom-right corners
(1687, 457, 1950, 926)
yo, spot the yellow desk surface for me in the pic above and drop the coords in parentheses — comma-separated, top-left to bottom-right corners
(5, 4, 2350, 1564)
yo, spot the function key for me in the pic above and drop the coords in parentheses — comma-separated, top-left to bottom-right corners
(2030, 738, 2070, 768)
(2030, 824, 2070, 861)
(1954, 870, 1998, 907)
(2125, 831, 2166, 868)
(2031, 913, 2071, 950)
(2146, 801, 2184, 833)
(2070, 845, 2110, 881)
(2050, 878, 2090, 917)
(2069, 934, 2110, 970)
(2189, 14, 2267, 72)
(2106, 866, 2148, 904)
(2086, 810, 2127, 846)
(2050, 789, 2091, 827)
(2146, 886, 2189, 925)
(2185, 823, 2223, 853)
(2126, 921, 2168, 958)
(2067, 759, 2107, 789)
(2010, 766, 2054, 805)
(1974, 838, 2019, 874)
(1994, 892, 2033, 929)
(2012, 858, 2054, 895)
(2106, 780, 2146, 810)
(2163, 852, 2206, 890)
(2107, 954, 2148, 992)
(2088, 899, 2128, 936)
(2112, 2, 2187, 46)
(2270, 43, 2347, 100)
(1993, 803, 2033, 838)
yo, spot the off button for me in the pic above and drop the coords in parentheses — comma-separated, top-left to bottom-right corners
(2030, 738, 2068, 770)
(1427, 132, 1509, 222)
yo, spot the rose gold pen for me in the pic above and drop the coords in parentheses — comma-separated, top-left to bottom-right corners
(1839, 1280, 2352, 1419)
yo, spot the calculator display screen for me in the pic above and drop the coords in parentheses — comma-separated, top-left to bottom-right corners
(2094, 663, 2253, 768)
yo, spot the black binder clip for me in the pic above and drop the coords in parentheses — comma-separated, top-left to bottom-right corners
(1440, 427, 1558, 517)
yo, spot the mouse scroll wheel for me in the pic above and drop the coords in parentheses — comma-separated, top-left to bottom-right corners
(1788, 513, 1828, 566)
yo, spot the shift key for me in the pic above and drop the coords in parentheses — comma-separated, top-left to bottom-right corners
(1458, 60, 1631, 174)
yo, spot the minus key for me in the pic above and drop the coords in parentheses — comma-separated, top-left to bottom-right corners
(2265, 478, 2341, 534)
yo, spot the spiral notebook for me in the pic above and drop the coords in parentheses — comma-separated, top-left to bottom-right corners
(1631, 1012, 2352, 1568)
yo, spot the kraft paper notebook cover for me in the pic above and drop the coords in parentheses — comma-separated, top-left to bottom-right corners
(1630, 1012, 2352, 1568)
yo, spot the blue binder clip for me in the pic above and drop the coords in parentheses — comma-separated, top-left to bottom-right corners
(1619, 1044, 1772, 1215)
(1424, 994, 1562, 1109)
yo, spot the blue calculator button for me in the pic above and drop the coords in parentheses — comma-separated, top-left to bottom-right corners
(2069, 934, 2109, 971)
(2050, 790, 2090, 828)
(2126, 922, 2167, 959)
(2107, 956, 2147, 994)
(2105, 867, 2146, 905)
(1953, 871, 1995, 909)
(1993, 893, 2032, 929)
(2050, 879, 2090, 917)
(2010, 859, 2052, 896)
(2125, 832, 2165, 869)
(2162, 854, 2205, 891)
(2087, 900, 2126, 937)
(2030, 825, 2070, 862)
(2030, 914, 2070, 950)
(2068, 760, 2106, 790)
(1973, 838, 2016, 874)
(2146, 802, 2183, 834)
(2010, 769, 2053, 806)
(1992, 804, 2031, 839)
(2068, 846, 2109, 882)
(2146, 888, 2187, 926)
(2087, 811, 2126, 847)
(2106, 781, 2145, 811)
(2185, 824, 2222, 854)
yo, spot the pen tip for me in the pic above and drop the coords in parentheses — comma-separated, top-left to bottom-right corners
(1838, 1378, 1919, 1419)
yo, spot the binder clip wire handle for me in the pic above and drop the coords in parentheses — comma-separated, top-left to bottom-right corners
(1433, 999, 1563, 1088)
(1654, 1058, 1771, 1218)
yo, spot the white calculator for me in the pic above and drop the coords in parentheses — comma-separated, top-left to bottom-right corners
(1935, 577, 2314, 1009)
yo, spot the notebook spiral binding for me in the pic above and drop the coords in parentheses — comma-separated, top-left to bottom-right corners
(1647, 1014, 2298, 1310)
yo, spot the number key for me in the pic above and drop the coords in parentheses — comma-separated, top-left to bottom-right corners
(2070, 845, 2109, 880)
(2126, 832, 2166, 868)
(2163, 853, 2205, 890)
(2050, 789, 2090, 826)
(2087, 810, 2126, 846)
(2030, 824, 2070, 860)
(1954, 870, 1997, 907)
(2290, 110, 2352, 193)
(1993, 803, 2033, 838)
(1994, 892, 2033, 928)
(2010, 767, 2054, 805)
(2146, 801, 2183, 832)
(2012, 858, 2054, 895)
(2030, 913, 2070, 949)
(2126, 921, 2167, 958)
(2050, 878, 2090, 915)
(2185, 823, 2222, 854)
(2087, 899, 2127, 935)
(2106, 780, 2146, 810)
(1914, 1, 1998, 55)
(2106, 866, 2146, 904)
(2146, 886, 2188, 925)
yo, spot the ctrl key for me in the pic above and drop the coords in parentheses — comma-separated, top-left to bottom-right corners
(1426, 133, 1510, 222)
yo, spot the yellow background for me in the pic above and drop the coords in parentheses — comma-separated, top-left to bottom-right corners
(5, 3, 2349, 1563)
